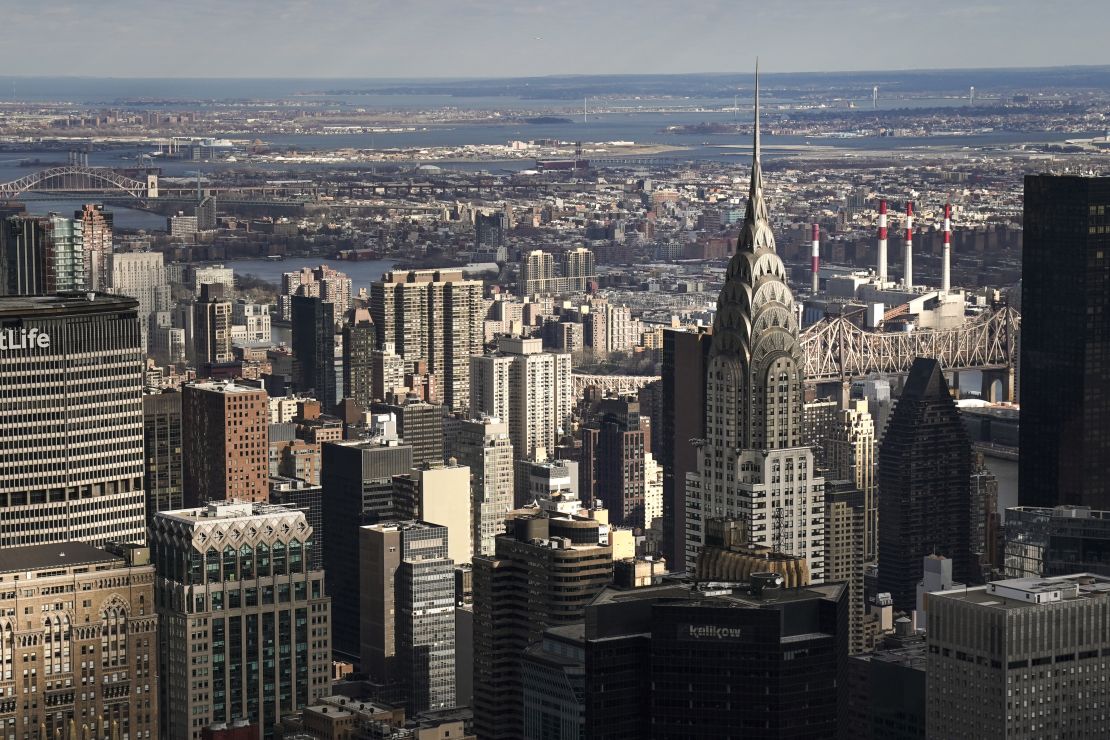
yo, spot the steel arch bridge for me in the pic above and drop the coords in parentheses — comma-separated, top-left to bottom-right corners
(799, 305, 1021, 383)
(0, 166, 155, 201)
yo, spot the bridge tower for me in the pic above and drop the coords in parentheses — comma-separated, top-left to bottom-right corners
(146, 173, 159, 199)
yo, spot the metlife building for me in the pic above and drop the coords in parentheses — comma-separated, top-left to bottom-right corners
(0, 293, 146, 547)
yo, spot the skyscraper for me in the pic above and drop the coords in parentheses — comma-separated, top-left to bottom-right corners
(0, 294, 146, 548)
(392, 462, 473, 566)
(659, 326, 712, 568)
(453, 416, 515, 557)
(826, 397, 878, 561)
(824, 479, 867, 655)
(144, 390, 184, 521)
(150, 501, 331, 740)
(1020, 174, 1110, 509)
(76, 203, 113, 290)
(343, 307, 376, 408)
(684, 73, 825, 577)
(194, 282, 233, 366)
(581, 396, 650, 527)
(360, 521, 456, 712)
(108, 251, 170, 340)
(519, 249, 557, 295)
(292, 293, 338, 409)
(370, 269, 484, 410)
(878, 357, 973, 611)
(470, 336, 573, 462)
(373, 395, 445, 467)
(472, 513, 613, 740)
(560, 246, 596, 292)
(182, 381, 270, 507)
(0, 214, 85, 295)
(927, 573, 1110, 738)
(321, 439, 414, 659)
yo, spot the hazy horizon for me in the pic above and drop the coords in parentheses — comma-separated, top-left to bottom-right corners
(3, 0, 1108, 79)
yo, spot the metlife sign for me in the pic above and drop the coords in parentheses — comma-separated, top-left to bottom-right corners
(0, 327, 51, 350)
(678, 623, 745, 642)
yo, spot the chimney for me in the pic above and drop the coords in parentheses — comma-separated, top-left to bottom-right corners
(810, 223, 820, 294)
(904, 201, 914, 291)
(942, 201, 952, 293)
(877, 199, 888, 283)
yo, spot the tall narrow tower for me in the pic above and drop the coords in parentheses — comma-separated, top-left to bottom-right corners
(684, 65, 825, 578)
(903, 201, 914, 291)
(942, 201, 952, 293)
(877, 199, 888, 282)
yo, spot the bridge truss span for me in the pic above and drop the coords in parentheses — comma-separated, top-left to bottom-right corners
(0, 166, 154, 201)
(800, 305, 1021, 383)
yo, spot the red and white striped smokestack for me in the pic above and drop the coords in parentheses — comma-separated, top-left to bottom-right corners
(877, 199, 888, 282)
(811, 223, 820, 293)
(942, 202, 952, 293)
(904, 201, 914, 291)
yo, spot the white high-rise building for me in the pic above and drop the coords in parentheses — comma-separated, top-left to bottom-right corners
(107, 252, 169, 344)
(470, 336, 572, 462)
(453, 416, 515, 557)
(232, 301, 272, 342)
(684, 75, 825, 579)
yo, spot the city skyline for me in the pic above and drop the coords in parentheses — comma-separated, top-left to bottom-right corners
(2, 0, 1109, 79)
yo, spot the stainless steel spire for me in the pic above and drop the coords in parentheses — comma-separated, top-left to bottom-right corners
(739, 60, 773, 254)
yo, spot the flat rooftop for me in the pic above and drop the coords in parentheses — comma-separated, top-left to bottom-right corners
(157, 500, 303, 523)
(933, 573, 1110, 610)
(0, 541, 120, 574)
(0, 292, 138, 319)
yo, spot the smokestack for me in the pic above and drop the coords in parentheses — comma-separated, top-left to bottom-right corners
(811, 223, 820, 293)
(942, 202, 952, 293)
(877, 200, 888, 283)
(904, 201, 914, 291)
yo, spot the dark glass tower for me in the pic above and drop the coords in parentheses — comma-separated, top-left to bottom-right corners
(1020, 175, 1110, 509)
(291, 293, 337, 409)
(878, 358, 972, 612)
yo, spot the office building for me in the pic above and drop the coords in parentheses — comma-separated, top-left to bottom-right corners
(1020, 175, 1110, 509)
(372, 396, 444, 467)
(321, 439, 413, 659)
(474, 212, 506, 251)
(970, 452, 1000, 580)
(0, 213, 85, 295)
(825, 479, 867, 655)
(927, 573, 1110, 738)
(659, 326, 712, 568)
(0, 294, 146, 547)
(194, 282, 233, 366)
(452, 417, 515, 557)
(108, 251, 170, 341)
(182, 381, 270, 507)
(76, 203, 113, 290)
(470, 336, 573, 462)
(1004, 505, 1110, 578)
(270, 476, 324, 568)
(144, 390, 184, 521)
(0, 541, 158, 740)
(472, 513, 613, 740)
(803, 397, 838, 469)
(196, 195, 218, 230)
(370, 269, 484, 410)
(695, 517, 810, 586)
(150, 501, 331, 740)
(826, 397, 878, 561)
(580, 395, 650, 527)
(878, 357, 973, 611)
(515, 455, 578, 509)
(577, 577, 846, 738)
(343, 307, 376, 408)
(292, 294, 338, 409)
(521, 626, 586, 740)
(360, 522, 456, 712)
(392, 462, 473, 566)
(684, 86, 825, 577)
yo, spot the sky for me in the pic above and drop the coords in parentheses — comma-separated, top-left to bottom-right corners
(2, 0, 1108, 79)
